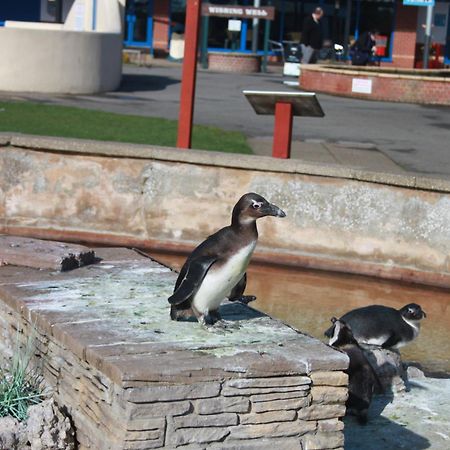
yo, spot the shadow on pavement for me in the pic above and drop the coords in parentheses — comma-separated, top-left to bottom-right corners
(344, 411, 430, 450)
(119, 74, 180, 92)
(345, 380, 433, 449)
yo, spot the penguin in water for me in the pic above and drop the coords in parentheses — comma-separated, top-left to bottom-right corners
(325, 303, 426, 349)
(168, 193, 286, 329)
(328, 317, 381, 424)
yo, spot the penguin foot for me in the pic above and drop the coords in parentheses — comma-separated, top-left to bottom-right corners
(199, 319, 237, 334)
(201, 321, 230, 334)
(238, 295, 257, 304)
(216, 320, 240, 331)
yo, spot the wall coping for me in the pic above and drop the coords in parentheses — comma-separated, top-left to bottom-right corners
(2, 133, 450, 193)
(208, 51, 260, 57)
(301, 64, 450, 83)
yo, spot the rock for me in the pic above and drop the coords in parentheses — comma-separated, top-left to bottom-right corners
(25, 398, 76, 450)
(173, 412, 238, 429)
(311, 386, 348, 404)
(240, 410, 297, 425)
(0, 416, 23, 450)
(297, 404, 346, 421)
(0, 399, 75, 450)
(125, 382, 221, 402)
(317, 418, 344, 432)
(406, 365, 426, 379)
(361, 346, 408, 394)
(302, 431, 344, 450)
(310, 371, 348, 387)
(197, 397, 250, 415)
(252, 397, 310, 413)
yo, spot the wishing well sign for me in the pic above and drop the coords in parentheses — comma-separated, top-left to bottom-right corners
(202, 4, 275, 20)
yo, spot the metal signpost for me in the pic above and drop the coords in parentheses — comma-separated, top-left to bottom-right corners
(243, 91, 325, 159)
(403, 0, 435, 69)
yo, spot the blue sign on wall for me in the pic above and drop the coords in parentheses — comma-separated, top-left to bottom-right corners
(403, 0, 435, 6)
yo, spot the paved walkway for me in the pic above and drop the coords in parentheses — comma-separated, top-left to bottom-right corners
(247, 137, 405, 173)
(2, 61, 449, 178)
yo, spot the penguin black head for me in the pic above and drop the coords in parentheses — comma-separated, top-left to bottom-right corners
(328, 317, 359, 347)
(232, 193, 286, 226)
(399, 303, 426, 321)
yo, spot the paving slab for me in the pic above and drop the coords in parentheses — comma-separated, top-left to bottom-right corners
(0, 234, 97, 271)
(345, 378, 450, 450)
(247, 137, 406, 173)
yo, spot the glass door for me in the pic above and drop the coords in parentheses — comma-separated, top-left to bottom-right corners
(124, 0, 153, 49)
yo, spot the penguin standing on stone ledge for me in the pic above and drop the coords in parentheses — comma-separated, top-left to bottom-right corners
(168, 193, 286, 330)
(325, 303, 426, 349)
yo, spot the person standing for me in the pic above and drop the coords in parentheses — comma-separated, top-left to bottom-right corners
(350, 31, 377, 66)
(300, 7, 324, 64)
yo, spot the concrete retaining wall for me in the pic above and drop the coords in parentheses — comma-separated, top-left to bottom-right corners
(1, 134, 450, 287)
(0, 27, 122, 94)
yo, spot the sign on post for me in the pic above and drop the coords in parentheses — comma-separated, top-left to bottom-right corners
(243, 90, 325, 159)
(201, 4, 275, 20)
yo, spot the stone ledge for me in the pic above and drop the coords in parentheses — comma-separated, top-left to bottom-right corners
(3, 133, 450, 193)
(0, 241, 348, 449)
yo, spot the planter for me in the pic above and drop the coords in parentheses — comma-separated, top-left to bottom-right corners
(208, 51, 261, 73)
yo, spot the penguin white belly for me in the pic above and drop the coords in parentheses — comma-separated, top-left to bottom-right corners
(363, 336, 390, 346)
(192, 242, 256, 315)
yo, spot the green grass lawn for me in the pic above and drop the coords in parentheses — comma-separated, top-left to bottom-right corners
(0, 100, 252, 154)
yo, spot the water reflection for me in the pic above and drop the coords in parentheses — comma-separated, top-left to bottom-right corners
(150, 252, 450, 376)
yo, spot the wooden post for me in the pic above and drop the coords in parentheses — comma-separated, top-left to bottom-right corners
(177, 0, 202, 149)
(272, 102, 293, 159)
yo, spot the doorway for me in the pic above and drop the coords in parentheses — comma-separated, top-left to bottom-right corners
(124, 0, 153, 49)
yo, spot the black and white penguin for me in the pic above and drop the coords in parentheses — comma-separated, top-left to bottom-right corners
(168, 193, 286, 328)
(325, 303, 426, 349)
(328, 317, 380, 424)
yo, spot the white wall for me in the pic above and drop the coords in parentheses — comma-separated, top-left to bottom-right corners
(0, 27, 122, 94)
(39, 0, 124, 33)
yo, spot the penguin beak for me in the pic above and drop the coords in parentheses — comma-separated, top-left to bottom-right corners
(263, 203, 286, 218)
(422, 310, 427, 318)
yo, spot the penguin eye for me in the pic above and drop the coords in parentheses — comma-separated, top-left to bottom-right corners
(252, 201, 262, 210)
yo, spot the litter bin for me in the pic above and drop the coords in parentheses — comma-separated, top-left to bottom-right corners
(169, 32, 185, 61)
(283, 42, 302, 77)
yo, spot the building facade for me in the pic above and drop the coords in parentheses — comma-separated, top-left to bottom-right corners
(1, 0, 449, 67)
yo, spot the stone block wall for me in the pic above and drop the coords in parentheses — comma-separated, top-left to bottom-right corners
(0, 245, 348, 449)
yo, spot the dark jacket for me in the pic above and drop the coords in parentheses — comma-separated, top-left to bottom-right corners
(301, 15, 323, 50)
(351, 32, 376, 66)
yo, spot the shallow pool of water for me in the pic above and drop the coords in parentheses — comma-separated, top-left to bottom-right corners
(150, 252, 450, 376)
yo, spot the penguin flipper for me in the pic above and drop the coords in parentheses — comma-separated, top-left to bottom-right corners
(324, 324, 335, 338)
(229, 273, 256, 304)
(168, 256, 217, 305)
(229, 273, 247, 301)
(381, 333, 400, 349)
